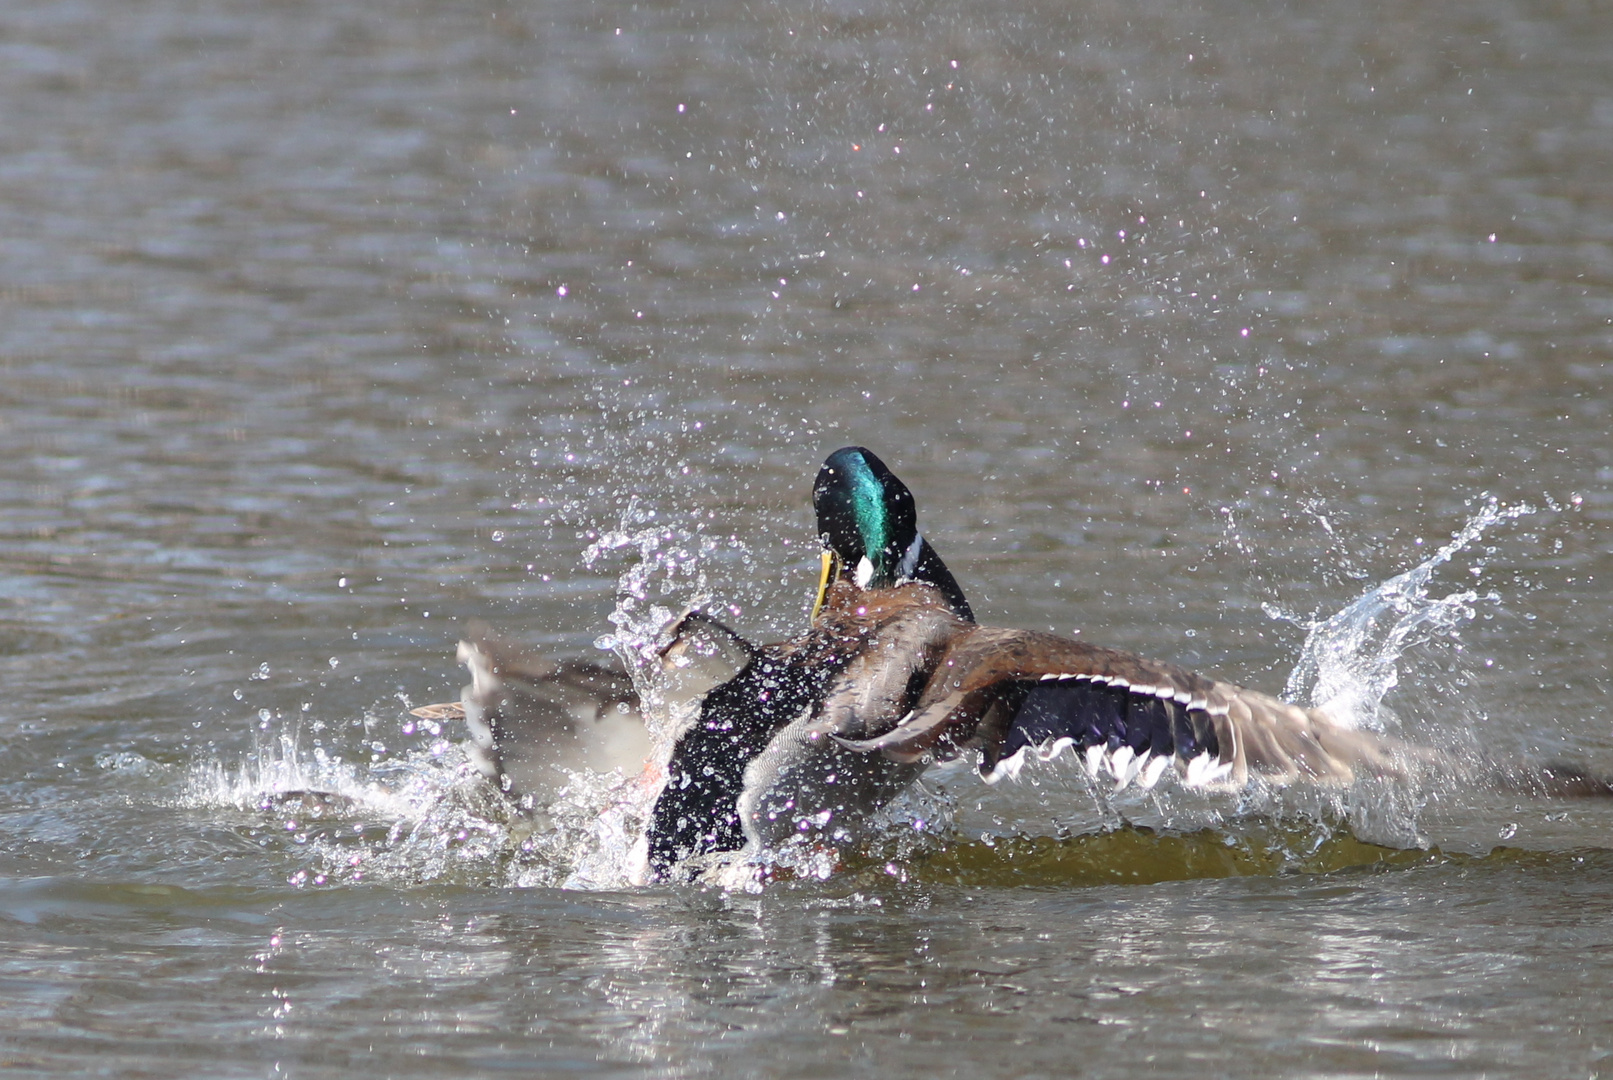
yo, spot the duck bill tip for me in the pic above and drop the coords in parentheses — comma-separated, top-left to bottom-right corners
(810, 548, 839, 621)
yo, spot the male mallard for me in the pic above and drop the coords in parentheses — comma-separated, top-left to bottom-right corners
(644, 447, 1424, 879)
(810, 446, 973, 621)
(415, 447, 983, 814)
(423, 448, 1596, 878)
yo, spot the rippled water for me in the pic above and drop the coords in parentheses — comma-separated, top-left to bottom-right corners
(2, 0, 1611, 1075)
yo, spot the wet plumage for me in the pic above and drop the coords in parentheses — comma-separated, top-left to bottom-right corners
(641, 447, 1420, 879)
(425, 446, 1603, 881)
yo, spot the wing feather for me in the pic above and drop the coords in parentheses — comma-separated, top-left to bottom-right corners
(837, 625, 1410, 792)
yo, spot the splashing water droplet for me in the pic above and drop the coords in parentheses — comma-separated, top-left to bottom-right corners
(1281, 497, 1534, 730)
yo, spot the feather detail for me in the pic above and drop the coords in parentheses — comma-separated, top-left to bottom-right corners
(834, 610, 1414, 794)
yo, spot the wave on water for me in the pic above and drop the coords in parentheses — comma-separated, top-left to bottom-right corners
(184, 498, 1538, 890)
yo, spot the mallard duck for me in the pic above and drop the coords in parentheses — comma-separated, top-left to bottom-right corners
(423, 447, 1598, 878)
(643, 447, 1426, 879)
(811, 445, 974, 621)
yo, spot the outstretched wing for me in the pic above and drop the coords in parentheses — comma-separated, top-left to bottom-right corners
(990, 675, 1223, 788)
(839, 626, 1407, 792)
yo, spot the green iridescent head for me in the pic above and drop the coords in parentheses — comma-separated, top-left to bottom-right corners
(810, 447, 973, 621)
(813, 446, 918, 590)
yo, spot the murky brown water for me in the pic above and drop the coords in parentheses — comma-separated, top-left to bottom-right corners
(2, 0, 1612, 1075)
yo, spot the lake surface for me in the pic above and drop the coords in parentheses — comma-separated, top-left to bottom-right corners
(2, 0, 1611, 1075)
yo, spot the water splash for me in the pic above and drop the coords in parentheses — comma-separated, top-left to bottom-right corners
(186, 728, 394, 815)
(184, 497, 1545, 890)
(1273, 496, 1533, 732)
(584, 500, 744, 707)
(183, 710, 533, 887)
(564, 502, 772, 886)
(183, 492, 735, 891)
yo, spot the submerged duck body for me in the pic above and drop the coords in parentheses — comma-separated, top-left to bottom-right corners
(413, 616, 750, 806)
(646, 585, 948, 877)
